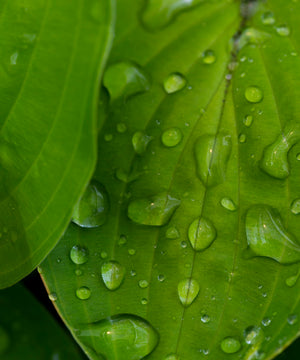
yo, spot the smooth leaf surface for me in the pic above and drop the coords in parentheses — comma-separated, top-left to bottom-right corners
(0, 0, 114, 288)
(0, 284, 86, 359)
(41, 0, 300, 359)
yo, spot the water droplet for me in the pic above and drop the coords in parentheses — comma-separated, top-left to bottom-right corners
(104, 133, 113, 142)
(291, 199, 300, 215)
(194, 134, 232, 187)
(285, 269, 300, 287)
(188, 217, 216, 251)
(72, 181, 109, 228)
(261, 11, 275, 25)
(117, 123, 127, 133)
(261, 317, 271, 327)
(244, 115, 253, 127)
(221, 337, 241, 354)
(202, 49, 216, 64)
(76, 286, 91, 300)
(239, 133, 247, 143)
(221, 197, 237, 211)
(161, 128, 183, 147)
(287, 314, 298, 325)
(201, 314, 211, 324)
(164, 354, 180, 360)
(141, 298, 148, 305)
(101, 251, 108, 259)
(0, 325, 10, 355)
(10, 52, 19, 65)
(178, 278, 200, 307)
(163, 73, 186, 94)
(101, 261, 125, 291)
(118, 235, 127, 245)
(276, 25, 290, 37)
(166, 226, 180, 239)
(132, 131, 152, 154)
(245, 86, 263, 103)
(128, 192, 180, 226)
(139, 280, 149, 289)
(75, 314, 159, 360)
(103, 62, 150, 101)
(297, 153, 300, 161)
(246, 205, 300, 264)
(158, 274, 165, 282)
(243, 326, 264, 345)
(130, 270, 137, 277)
(49, 292, 57, 302)
(75, 269, 83, 276)
(238, 28, 270, 49)
(128, 248, 136, 255)
(70, 245, 89, 265)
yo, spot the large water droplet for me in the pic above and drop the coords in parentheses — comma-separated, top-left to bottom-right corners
(75, 314, 159, 360)
(128, 192, 180, 226)
(246, 205, 300, 264)
(72, 181, 109, 228)
(70, 245, 89, 265)
(194, 134, 232, 187)
(103, 62, 150, 101)
(291, 199, 300, 215)
(177, 278, 200, 307)
(202, 49, 216, 64)
(132, 131, 152, 154)
(221, 197, 237, 211)
(163, 73, 186, 94)
(76, 286, 91, 300)
(188, 217, 216, 251)
(161, 128, 183, 147)
(261, 11, 275, 25)
(221, 337, 241, 354)
(243, 326, 264, 345)
(245, 86, 263, 103)
(276, 25, 290, 37)
(101, 261, 125, 291)
(0, 325, 10, 355)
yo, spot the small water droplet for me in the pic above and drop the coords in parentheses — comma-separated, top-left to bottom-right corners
(202, 49, 216, 64)
(243, 326, 264, 345)
(244, 115, 253, 127)
(245, 86, 263, 103)
(297, 153, 300, 161)
(104, 133, 113, 142)
(287, 314, 298, 325)
(139, 279, 149, 289)
(239, 133, 247, 143)
(75, 269, 83, 276)
(161, 128, 183, 147)
(177, 278, 200, 307)
(128, 248, 136, 255)
(158, 274, 165, 282)
(70, 245, 89, 265)
(76, 286, 91, 300)
(72, 181, 109, 228)
(130, 270, 137, 277)
(132, 131, 152, 154)
(201, 314, 211, 324)
(163, 73, 186, 94)
(221, 337, 241, 354)
(276, 25, 290, 37)
(128, 192, 180, 226)
(101, 261, 125, 291)
(164, 354, 180, 360)
(118, 235, 127, 245)
(101, 251, 108, 259)
(166, 226, 180, 239)
(181, 241, 187, 248)
(291, 199, 300, 215)
(141, 298, 148, 305)
(188, 217, 217, 251)
(117, 123, 127, 133)
(49, 292, 57, 302)
(262, 317, 271, 327)
(221, 197, 237, 211)
(261, 11, 275, 25)
(0, 325, 10, 355)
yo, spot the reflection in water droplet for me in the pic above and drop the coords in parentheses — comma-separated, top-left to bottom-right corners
(221, 337, 241, 354)
(261, 317, 271, 327)
(70, 245, 89, 265)
(76, 287, 91, 300)
(0, 325, 10, 355)
(103, 62, 150, 101)
(244, 115, 253, 127)
(49, 292, 57, 302)
(276, 25, 290, 37)
(287, 314, 298, 325)
(245, 205, 300, 264)
(139, 280, 149, 289)
(101, 261, 125, 291)
(128, 192, 180, 226)
(132, 131, 152, 154)
(201, 314, 211, 324)
(72, 181, 109, 228)
(221, 197, 237, 211)
(245, 86, 263, 103)
(188, 217, 216, 251)
(163, 73, 186, 94)
(194, 134, 232, 187)
(243, 326, 264, 345)
(75, 314, 159, 360)
(166, 226, 180, 239)
(161, 128, 183, 147)
(291, 199, 300, 215)
(178, 278, 199, 307)
(261, 11, 275, 25)
(202, 49, 216, 64)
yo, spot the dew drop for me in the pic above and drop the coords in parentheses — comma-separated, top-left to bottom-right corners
(103, 62, 150, 101)
(128, 192, 180, 226)
(101, 251, 108, 259)
(75, 269, 83, 276)
(177, 278, 200, 307)
(130, 270, 137, 277)
(243, 326, 264, 345)
(246, 205, 300, 264)
(139, 279, 149, 289)
(285, 269, 300, 287)
(75, 314, 159, 360)
(202, 49, 216, 64)
(163, 73, 186, 94)
(0, 325, 10, 355)
(276, 25, 290, 37)
(244, 115, 253, 127)
(164, 354, 180, 360)
(76, 286, 91, 300)
(245, 86, 263, 103)
(291, 199, 300, 215)
(104, 133, 113, 142)
(132, 131, 152, 154)
(117, 122, 127, 133)
(141, 298, 148, 305)
(297, 153, 300, 161)
(239, 133, 247, 143)
(261, 11, 275, 25)
(128, 248, 136, 255)
(70, 245, 89, 265)
(10, 52, 19, 65)
(118, 235, 127, 246)
(221, 197, 237, 211)
(72, 181, 109, 228)
(166, 226, 180, 239)
(101, 261, 125, 291)
(201, 314, 211, 324)
(221, 337, 241, 354)
(158, 274, 165, 282)
(161, 128, 183, 147)
(188, 217, 216, 251)
(49, 292, 57, 302)
(261, 317, 271, 327)
(287, 314, 298, 325)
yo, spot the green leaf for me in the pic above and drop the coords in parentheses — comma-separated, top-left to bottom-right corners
(41, 0, 300, 359)
(0, 0, 114, 288)
(0, 284, 86, 359)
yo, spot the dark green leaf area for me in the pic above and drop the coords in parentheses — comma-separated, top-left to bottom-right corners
(42, 1, 300, 360)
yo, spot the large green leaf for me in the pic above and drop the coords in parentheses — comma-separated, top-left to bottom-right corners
(0, 0, 114, 288)
(41, 0, 300, 359)
(0, 283, 86, 359)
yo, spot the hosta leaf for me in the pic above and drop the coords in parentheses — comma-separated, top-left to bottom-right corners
(0, 284, 86, 359)
(0, 0, 114, 288)
(41, 0, 300, 359)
